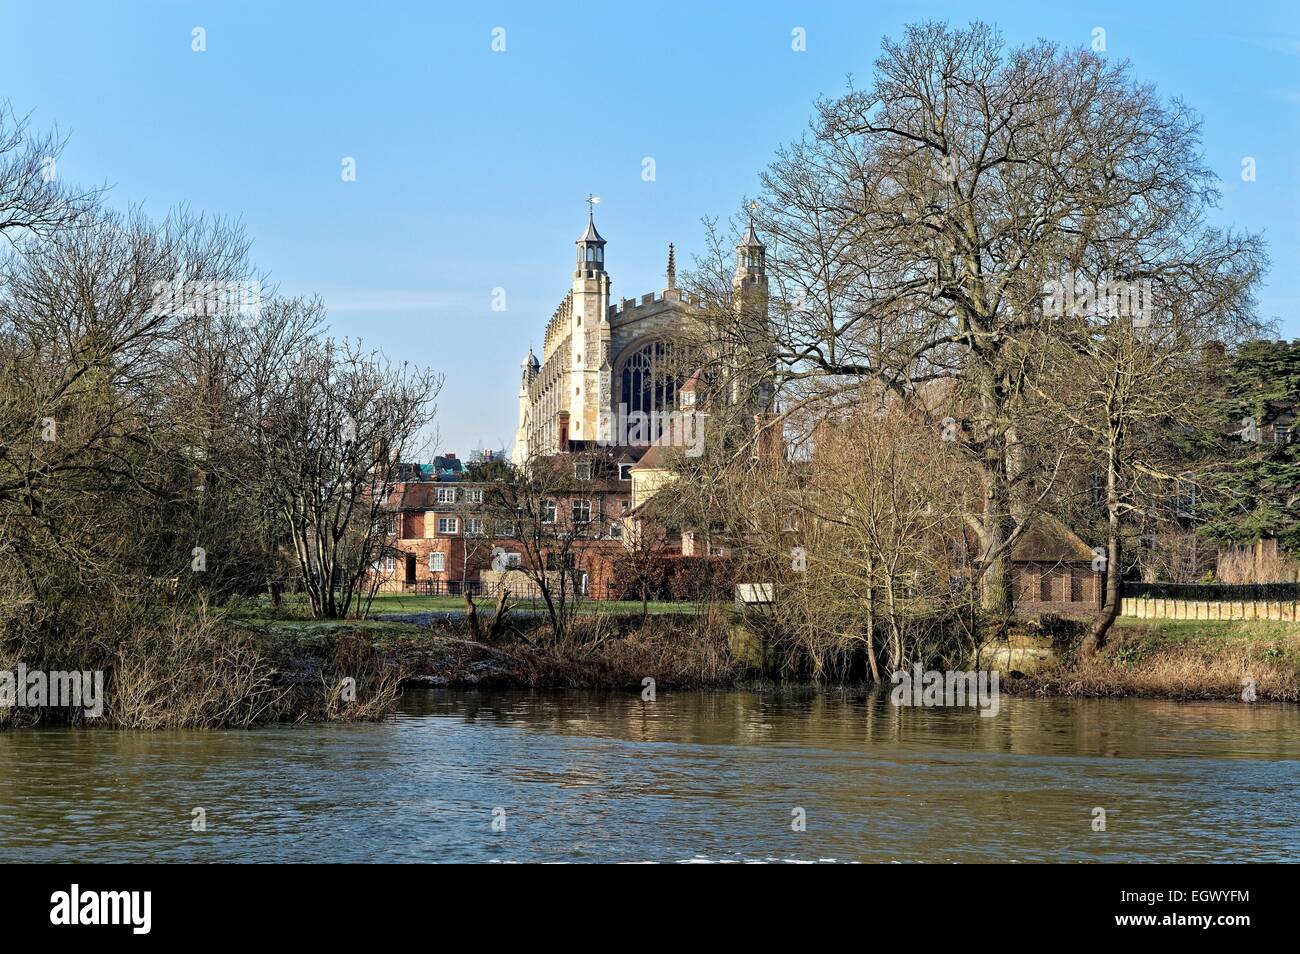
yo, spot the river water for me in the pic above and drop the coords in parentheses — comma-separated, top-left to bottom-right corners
(1, 690, 1297, 862)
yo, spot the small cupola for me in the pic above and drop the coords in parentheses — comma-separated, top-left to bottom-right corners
(736, 207, 766, 276)
(576, 196, 606, 272)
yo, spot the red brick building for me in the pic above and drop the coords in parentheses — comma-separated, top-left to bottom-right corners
(378, 450, 639, 597)
(1009, 516, 1104, 615)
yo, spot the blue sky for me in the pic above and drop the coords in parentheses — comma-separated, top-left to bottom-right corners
(2, 1, 1297, 454)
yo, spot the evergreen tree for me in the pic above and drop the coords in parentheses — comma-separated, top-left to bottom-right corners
(1197, 340, 1300, 554)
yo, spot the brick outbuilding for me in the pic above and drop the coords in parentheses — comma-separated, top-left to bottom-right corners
(1011, 516, 1103, 615)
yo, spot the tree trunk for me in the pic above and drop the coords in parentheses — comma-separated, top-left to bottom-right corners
(465, 590, 481, 641)
(865, 584, 880, 683)
(978, 372, 1016, 623)
(1082, 437, 1122, 656)
(486, 589, 511, 642)
(981, 544, 1014, 620)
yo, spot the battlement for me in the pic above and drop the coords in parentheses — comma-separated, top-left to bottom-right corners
(542, 292, 573, 360)
(606, 287, 697, 322)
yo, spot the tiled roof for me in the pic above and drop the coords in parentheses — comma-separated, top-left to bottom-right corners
(1011, 516, 1096, 564)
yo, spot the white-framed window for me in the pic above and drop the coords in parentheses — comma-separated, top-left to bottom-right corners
(499, 521, 516, 538)
(436, 487, 456, 504)
(465, 518, 485, 536)
(382, 555, 395, 571)
(575, 461, 592, 480)
(618, 463, 633, 481)
(504, 552, 522, 568)
(429, 552, 445, 572)
(608, 522, 623, 540)
(542, 500, 556, 524)
(620, 499, 630, 512)
(437, 516, 459, 534)
(463, 488, 484, 504)
(572, 500, 592, 524)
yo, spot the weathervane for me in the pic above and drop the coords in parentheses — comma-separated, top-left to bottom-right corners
(587, 193, 601, 214)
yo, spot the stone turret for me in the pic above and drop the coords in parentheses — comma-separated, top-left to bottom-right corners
(732, 207, 773, 413)
(734, 208, 767, 294)
(572, 208, 612, 444)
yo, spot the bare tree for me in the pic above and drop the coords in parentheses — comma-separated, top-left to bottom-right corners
(1031, 261, 1262, 652)
(483, 456, 603, 642)
(688, 21, 1256, 619)
(260, 335, 441, 619)
(0, 103, 99, 245)
(618, 502, 673, 616)
(0, 206, 255, 609)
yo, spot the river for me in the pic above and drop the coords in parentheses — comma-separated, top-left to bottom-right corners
(1, 690, 1297, 862)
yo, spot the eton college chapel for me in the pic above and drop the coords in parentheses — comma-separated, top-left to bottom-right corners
(513, 207, 769, 460)
(377, 209, 772, 597)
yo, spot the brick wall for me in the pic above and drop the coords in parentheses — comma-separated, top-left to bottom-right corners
(1013, 561, 1102, 614)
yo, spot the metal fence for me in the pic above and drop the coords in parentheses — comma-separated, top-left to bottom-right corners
(402, 578, 622, 600)
(1122, 580, 1300, 602)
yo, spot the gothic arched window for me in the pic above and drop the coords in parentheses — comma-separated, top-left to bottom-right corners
(618, 340, 685, 416)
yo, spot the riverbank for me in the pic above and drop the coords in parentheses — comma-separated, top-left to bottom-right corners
(261, 609, 1300, 703)
(309, 608, 747, 691)
(1008, 618, 1300, 702)
(7, 602, 1295, 729)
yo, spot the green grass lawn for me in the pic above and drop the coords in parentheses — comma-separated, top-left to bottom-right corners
(1112, 616, 1300, 665)
(231, 591, 703, 621)
(362, 592, 702, 617)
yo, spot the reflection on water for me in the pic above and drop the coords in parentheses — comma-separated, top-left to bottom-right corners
(1, 691, 1297, 862)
